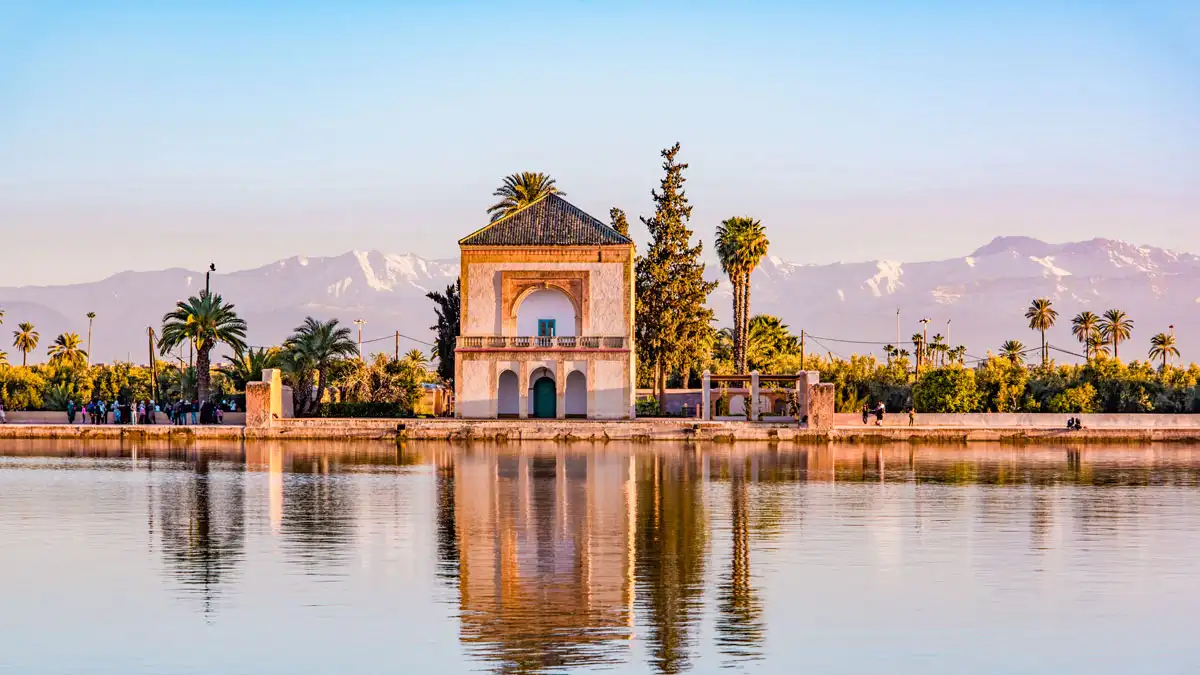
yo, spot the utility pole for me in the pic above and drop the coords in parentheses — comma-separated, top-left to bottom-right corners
(148, 327, 159, 403)
(895, 308, 900, 352)
(946, 319, 952, 348)
(919, 317, 930, 371)
(395, 330, 400, 361)
(799, 329, 805, 370)
(354, 319, 366, 361)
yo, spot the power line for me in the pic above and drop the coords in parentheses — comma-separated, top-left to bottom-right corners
(806, 334, 896, 346)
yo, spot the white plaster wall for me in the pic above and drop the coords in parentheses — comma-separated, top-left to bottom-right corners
(464, 261, 628, 336)
(458, 360, 493, 418)
(517, 289, 577, 336)
(497, 369, 519, 416)
(565, 370, 587, 416)
(592, 360, 630, 419)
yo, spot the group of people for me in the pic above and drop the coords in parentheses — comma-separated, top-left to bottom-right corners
(64, 398, 226, 425)
(861, 402, 887, 425)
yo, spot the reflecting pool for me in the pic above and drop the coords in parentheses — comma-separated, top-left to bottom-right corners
(2, 441, 1198, 674)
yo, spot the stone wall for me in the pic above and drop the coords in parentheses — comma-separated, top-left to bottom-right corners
(835, 412, 1200, 428)
(807, 383, 836, 432)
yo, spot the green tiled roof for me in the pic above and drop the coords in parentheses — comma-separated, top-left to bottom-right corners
(459, 194, 633, 247)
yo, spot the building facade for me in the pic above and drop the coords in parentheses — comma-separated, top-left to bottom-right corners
(455, 194, 636, 419)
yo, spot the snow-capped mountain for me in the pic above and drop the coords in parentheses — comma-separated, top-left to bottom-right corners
(0, 251, 460, 364)
(1, 237, 1197, 365)
(722, 236, 1200, 362)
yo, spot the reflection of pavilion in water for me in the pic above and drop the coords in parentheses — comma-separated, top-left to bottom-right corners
(450, 450, 637, 672)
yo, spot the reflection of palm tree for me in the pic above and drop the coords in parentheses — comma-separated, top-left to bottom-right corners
(636, 454, 708, 674)
(715, 463, 764, 664)
(156, 459, 246, 615)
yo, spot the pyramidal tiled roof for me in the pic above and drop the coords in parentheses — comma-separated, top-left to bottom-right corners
(459, 193, 633, 247)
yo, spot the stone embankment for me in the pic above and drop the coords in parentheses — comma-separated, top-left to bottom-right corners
(4, 418, 1200, 444)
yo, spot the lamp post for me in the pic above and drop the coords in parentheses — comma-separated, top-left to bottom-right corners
(919, 317, 930, 370)
(354, 319, 366, 361)
(205, 263, 215, 296)
(946, 319, 952, 348)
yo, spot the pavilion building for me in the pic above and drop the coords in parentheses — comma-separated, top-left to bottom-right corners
(454, 194, 636, 419)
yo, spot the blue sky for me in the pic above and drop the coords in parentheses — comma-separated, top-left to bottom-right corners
(1, 1, 1197, 285)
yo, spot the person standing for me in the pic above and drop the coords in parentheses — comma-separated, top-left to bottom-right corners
(67, 399, 76, 424)
(0, 401, 7, 424)
(190, 399, 199, 425)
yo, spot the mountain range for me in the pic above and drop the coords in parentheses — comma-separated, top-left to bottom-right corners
(1, 237, 1196, 365)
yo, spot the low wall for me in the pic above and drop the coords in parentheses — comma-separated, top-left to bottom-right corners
(6, 417, 1200, 444)
(1, 411, 245, 425)
(835, 412, 1200, 429)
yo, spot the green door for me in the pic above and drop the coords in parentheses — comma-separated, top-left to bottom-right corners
(533, 377, 556, 419)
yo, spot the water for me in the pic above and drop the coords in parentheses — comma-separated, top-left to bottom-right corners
(2, 441, 1199, 674)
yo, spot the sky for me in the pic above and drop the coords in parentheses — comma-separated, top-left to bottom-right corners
(1, 0, 1198, 286)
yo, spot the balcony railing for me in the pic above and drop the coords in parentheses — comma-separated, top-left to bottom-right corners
(457, 335, 627, 350)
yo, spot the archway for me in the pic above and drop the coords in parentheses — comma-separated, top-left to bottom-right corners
(517, 288, 577, 337)
(565, 370, 587, 418)
(532, 376, 556, 418)
(497, 370, 519, 418)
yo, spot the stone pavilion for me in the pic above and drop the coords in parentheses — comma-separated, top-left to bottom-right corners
(454, 194, 636, 419)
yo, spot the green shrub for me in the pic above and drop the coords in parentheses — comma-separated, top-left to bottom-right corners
(0, 366, 47, 411)
(912, 366, 980, 413)
(316, 401, 410, 418)
(1046, 384, 1099, 413)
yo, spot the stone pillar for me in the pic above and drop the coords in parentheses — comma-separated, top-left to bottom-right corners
(555, 360, 567, 420)
(808, 383, 836, 432)
(246, 369, 283, 428)
(701, 370, 711, 421)
(518, 361, 530, 419)
(749, 371, 760, 421)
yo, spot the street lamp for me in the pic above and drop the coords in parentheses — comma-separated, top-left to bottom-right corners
(353, 319, 366, 360)
(205, 263, 216, 296)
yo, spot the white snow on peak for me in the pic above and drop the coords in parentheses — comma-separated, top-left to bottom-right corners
(1029, 256, 1071, 277)
(837, 289, 845, 301)
(298, 257, 309, 266)
(353, 251, 394, 291)
(964, 256, 976, 267)
(863, 261, 903, 297)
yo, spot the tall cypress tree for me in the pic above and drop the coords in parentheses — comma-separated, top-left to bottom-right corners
(635, 143, 717, 409)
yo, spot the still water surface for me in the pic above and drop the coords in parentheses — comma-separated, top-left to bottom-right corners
(2, 441, 1199, 674)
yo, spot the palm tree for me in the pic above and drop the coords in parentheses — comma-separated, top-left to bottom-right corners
(745, 315, 798, 371)
(1086, 334, 1111, 359)
(85, 312, 96, 367)
(283, 317, 358, 414)
(0, 349, 7, 365)
(222, 347, 280, 391)
(911, 333, 925, 371)
(1099, 309, 1134, 361)
(486, 172, 563, 222)
(47, 332, 88, 368)
(1071, 311, 1100, 360)
(715, 217, 770, 373)
(1148, 332, 1179, 370)
(1000, 340, 1026, 364)
(158, 293, 248, 404)
(883, 344, 895, 366)
(12, 322, 39, 366)
(1025, 298, 1057, 366)
(930, 334, 947, 367)
(402, 348, 427, 366)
